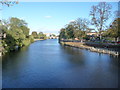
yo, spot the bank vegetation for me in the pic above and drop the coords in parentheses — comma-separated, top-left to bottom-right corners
(0, 17, 35, 55)
(59, 2, 120, 44)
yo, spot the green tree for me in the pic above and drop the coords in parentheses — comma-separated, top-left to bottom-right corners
(32, 31, 38, 39)
(59, 18, 89, 40)
(74, 30, 85, 39)
(38, 32, 47, 39)
(59, 28, 67, 39)
(1, 17, 33, 52)
(20, 26, 29, 37)
(9, 17, 27, 27)
(65, 24, 75, 39)
(105, 18, 120, 41)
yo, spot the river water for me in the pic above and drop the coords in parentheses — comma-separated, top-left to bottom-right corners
(2, 39, 119, 88)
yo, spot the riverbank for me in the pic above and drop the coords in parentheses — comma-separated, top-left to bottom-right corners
(0, 39, 47, 57)
(0, 46, 5, 57)
(0, 47, 1, 56)
(0, 52, 1, 56)
(60, 41, 120, 56)
(34, 39, 45, 41)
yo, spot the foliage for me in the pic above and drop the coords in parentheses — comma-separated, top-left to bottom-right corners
(59, 18, 89, 40)
(32, 31, 47, 39)
(38, 32, 47, 39)
(59, 28, 67, 39)
(32, 31, 38, 39)
(103, 18, 120, 41)
(1, 17, 34, 52)
(59, 2, 120, 42)
(0, 0, 18, 7)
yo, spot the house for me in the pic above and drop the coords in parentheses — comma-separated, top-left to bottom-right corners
(86, 32, 98, 36)
(86, 32, 99, 40)
(44, 33, 58, 39)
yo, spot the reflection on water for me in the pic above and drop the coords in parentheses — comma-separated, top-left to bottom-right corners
(2, 39, 119, 88)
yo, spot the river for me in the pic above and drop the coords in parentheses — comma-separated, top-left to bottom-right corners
(2, 39, 119, 88)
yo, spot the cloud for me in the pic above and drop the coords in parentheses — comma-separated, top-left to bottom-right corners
(44, 16, 52, 18)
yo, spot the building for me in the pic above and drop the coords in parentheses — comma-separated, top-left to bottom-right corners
(86, 32, 98, 36)
(44, 33, 51, 37)
(44, 33, 58, 39)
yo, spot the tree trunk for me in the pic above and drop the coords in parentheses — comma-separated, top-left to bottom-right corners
(100, 34, 102, 40)
(99, 31, 102, 41)
(115, 37, 117, 42)
(99, 26, 102, 41)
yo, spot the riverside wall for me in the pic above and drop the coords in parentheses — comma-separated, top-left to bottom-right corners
(60, 41, 120, 56)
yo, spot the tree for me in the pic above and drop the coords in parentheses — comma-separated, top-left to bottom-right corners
(20, 26, 29, 37)
(59, 18, 89, 40)
(9, 17, 27, 27)
(39, 32, 43, 35)
(0, 0, 18, 7)
(103, 8, 120, 41)
(90, 2, 112, 40)
(1, 17, 33, 52)
(51, 34, 56, 37)
(76, 18, 89, 31)
(38, 32, 47, 39)
(59, 28, 67, 39)
(114, 10, 120, 19)
(106, 18, 120, 41)
(74, 30, 85, 39)
(65, 24, 75, 39)
(75, 18, 89, 39)
(32, 31, 38, 39)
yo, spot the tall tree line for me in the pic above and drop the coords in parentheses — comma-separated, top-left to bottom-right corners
(31, 31, 47, 39)
(59, 2, 120, 42)
(59, 18, 89, 40)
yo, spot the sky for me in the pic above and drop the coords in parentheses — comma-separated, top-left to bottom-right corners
(1, 2, 118, 35)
